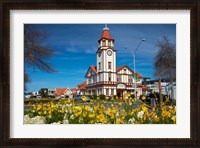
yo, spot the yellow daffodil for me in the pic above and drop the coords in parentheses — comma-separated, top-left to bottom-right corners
(81, 96, 87, 101)
(171, 116, 176, 123)
(142, 96, 146, 100)
(141, 106, 148, 113)
(89, 113, 95, 118)
(24, 97, 176, 124)
(116, 118, 124, 124)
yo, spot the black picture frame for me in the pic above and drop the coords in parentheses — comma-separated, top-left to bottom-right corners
(1, 0, 199, 147)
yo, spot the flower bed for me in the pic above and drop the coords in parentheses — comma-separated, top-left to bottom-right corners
(24, 98, 176, 124)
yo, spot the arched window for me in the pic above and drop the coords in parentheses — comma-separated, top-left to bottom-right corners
(98, 62, 101, 70)
(108, 62, 111, 69)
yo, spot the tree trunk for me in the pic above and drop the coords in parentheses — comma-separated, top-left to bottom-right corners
(158, 78, 162, 107)
(170, 66, 174, 100)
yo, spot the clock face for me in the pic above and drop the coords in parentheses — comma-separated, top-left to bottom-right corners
(107, 50, 112, 56)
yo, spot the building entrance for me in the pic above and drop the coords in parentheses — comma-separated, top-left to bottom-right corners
(117, 89, 124, 99)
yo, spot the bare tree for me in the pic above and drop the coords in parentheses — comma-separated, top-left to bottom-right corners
(24, 71, 31, 90)
(154, 36, 176, 99)
(24, 24, 56, 90)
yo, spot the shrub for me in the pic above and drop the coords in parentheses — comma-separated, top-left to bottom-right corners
(87, 95, 93, 99)
(92, 94, 97, 100)
(130, 94, 135, 99)
(171, 99, 176, 106)
(99, 94, 105, 100)
(113, 95, 117, 100)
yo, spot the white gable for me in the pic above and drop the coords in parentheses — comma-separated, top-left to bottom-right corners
(117, 66, 133, 75)
(85, 67, 97, 78)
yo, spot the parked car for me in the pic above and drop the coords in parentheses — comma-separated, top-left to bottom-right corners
(36, 95, 42, 99)
(25, 95, 31, 99)
(74, 95, 90, 102)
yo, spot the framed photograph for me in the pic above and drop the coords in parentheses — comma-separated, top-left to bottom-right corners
(1, 0, 199, 147)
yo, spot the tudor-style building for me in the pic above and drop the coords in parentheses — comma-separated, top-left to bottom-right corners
(84, 26, 143, 99)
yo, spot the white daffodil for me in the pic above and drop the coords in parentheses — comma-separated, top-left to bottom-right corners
(137, 111, 144, 119)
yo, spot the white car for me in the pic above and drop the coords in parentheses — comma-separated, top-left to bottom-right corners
(25, 95, 31, 98)
(36, 96, 42, 99)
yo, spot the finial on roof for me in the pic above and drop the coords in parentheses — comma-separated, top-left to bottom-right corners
(103, 24, 109, 30)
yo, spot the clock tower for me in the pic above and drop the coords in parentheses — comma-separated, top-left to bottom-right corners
(96, 25, 116, 83)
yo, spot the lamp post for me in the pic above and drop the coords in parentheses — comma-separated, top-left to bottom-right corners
(125, 39, 146, 100)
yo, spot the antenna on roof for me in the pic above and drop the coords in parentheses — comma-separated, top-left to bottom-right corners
(103, 24, 109, 30)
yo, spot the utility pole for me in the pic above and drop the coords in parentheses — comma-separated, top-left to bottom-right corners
(125, 39, 145, 101)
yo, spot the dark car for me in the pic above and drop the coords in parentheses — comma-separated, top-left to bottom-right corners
(145, 92, 161, 104)
(74, 95, 90, 102)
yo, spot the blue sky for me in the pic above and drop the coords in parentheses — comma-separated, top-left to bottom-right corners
(26, 24, 176, 92)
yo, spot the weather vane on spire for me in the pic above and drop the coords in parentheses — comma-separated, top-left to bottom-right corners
(103, 24, 109, 30)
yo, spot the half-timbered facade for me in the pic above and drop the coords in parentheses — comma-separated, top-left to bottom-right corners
(84, 26, 143, 99)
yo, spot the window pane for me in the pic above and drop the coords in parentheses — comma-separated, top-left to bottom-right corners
(99, 62, 101, 70)
(106, 89, 109, 95)
(108, 62, 111, 69)
(108, 41, 111, 46)
(111, 89, 114, 95)
(102, 41, 105, 46)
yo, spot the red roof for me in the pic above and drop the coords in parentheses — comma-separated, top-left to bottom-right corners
(55, 88, 67, 95)
(78, 81, 87, 90)
(137, 73, 142, 79)
(90, 66, 97, 73)
(70, 88, 78, 92)
(79, 85, 87, 90)
(116, 65, 143, 78)
(78, 81, 86, 86)
(100, 29, 112, 40)
(70, 88, 78, 95)
(116, 66, 124, 72)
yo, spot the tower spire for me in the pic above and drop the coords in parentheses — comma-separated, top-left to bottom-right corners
(99, 24, 113, 41)
(103, 24, 109, 30)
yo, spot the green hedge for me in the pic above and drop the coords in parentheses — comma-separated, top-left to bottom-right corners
(87, 95, 93, 99)
(92, 94, 97, 100)
(99, 94, 105, 100)
(130, 94, 135, 99)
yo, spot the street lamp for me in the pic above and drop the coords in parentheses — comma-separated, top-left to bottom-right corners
(125, 39, 146, 100)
